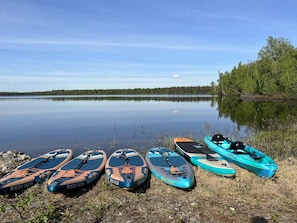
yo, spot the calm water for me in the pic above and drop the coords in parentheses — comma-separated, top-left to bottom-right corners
(0, 95, 248, 157)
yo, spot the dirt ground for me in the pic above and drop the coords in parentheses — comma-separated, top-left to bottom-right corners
(0, 157, 297, 223)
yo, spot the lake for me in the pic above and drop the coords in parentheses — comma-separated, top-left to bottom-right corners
(0, 95, 259, 157)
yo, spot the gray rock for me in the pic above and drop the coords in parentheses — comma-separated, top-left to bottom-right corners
(0, 150, 31, 176)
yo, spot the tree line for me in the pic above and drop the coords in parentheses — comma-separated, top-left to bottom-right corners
(216, 36, 297, 99)
(0, 86, 213, 96)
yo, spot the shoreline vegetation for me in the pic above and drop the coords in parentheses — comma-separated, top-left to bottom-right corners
(0, 86, 214, 97)
(1, 87, 296, 102)
(1, 118, 297, 222)
(217, 37, 297, 100)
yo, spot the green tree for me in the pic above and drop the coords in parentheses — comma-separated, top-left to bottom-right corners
(257, 36, 296, 96)
(258, 36, 295, 61)
(217, 36, 297, 98)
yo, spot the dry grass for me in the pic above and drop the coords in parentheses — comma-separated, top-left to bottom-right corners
(1, 157, 297, 223)
(246, 117, 297, 160)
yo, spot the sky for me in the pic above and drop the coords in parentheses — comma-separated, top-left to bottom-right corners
(0, 0, 296, 92)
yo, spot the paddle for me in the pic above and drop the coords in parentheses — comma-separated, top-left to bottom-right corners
(228, 141, 263, 160)
(211, 135, 263, 160)
(178, 142, 219, 162)
(232, 149, 262, 160)
(158, 149, 183, 175)
(116, 149, 130, 165)
(116, 149, 134, 175)
(192, 144, 219, 161)
(32, 151, 59, 168)
(74, 154, 91, 170)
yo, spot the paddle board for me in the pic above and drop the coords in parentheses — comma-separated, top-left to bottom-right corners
(145, 147, 194, 189)
(174, 137, 236, 177)
(105, 148, 149, 190)
(47, 149, 107, 192)
(0, 148, 73, 194)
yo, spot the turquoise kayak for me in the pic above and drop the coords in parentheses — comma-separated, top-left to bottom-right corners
(204, 134, 278, 178)
(174, 137, 236, 177)
(145, 147, 195, 189)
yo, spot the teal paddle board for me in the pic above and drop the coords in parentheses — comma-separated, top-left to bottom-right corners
(145, 147, 195, 189)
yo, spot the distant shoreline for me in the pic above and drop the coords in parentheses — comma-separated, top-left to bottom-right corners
(0, 94, 215, 98)
(0, 86, 213, 96)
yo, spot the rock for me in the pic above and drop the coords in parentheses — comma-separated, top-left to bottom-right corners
(190, 202, 198, 208)
(19, 154, 30, 161)
(0, 150, 31, 175)
(2, 150, 16, 160)
(229, 207, 236, 213)
(1, 165, 8, 173)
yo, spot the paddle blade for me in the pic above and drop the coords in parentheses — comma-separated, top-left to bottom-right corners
(170, 166, 183, 175)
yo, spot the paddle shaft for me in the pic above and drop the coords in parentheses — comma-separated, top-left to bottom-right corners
(32, 152, 59, 168)
(75, 154, 91, 169)
(178, 142, 219, 161)
(193, 147, 218, 161)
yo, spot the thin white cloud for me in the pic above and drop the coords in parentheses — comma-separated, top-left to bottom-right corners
(0, 37, 258, 53)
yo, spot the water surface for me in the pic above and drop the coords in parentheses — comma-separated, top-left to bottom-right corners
(0, 95, 246, 157)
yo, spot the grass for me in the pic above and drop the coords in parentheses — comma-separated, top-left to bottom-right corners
(246, 117, 297, 160)
(1, 161, 296, 222)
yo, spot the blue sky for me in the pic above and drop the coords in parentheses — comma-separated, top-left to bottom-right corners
(0, 0, 296, 92)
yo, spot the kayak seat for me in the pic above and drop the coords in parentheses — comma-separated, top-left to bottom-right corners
(211, 134, 225, 144)
(230, 141, 245, 151)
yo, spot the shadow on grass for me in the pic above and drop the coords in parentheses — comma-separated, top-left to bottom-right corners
(250, 216, 268, 223)
(60, 176, 102, 198)
(132, 173, 151, 194)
